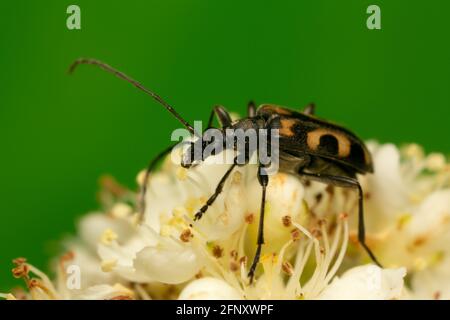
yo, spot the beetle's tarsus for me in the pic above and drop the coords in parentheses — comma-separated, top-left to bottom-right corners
(361, 241, 383, 268)
(194, 212, 203, 221)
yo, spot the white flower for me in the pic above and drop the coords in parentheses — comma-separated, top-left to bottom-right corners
(179, 277, 242, 300)
(94, 146, 361, 299)
(2, 258, 134, 300)
(317, 265, 406, 300)
(2, 141, 448, 300)
(411, 255, 450, 300)
(330, 142, 450, 299)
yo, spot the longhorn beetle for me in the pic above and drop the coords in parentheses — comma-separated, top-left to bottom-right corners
(69, 58, 382, 283)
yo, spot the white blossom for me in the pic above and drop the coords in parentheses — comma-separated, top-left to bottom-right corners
(2, 142, 448, 300)
(179, 277, 242, 300)
(317, 265, 406, 300)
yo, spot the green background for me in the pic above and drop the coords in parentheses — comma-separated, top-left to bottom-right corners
(0, 1, 449, 290)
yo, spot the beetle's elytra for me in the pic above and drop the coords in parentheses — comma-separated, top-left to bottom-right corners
(70, 58, 382, 283)
(257, 104, 373, 174)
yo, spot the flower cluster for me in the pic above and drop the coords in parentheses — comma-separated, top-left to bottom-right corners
(1, 142, 449, 300)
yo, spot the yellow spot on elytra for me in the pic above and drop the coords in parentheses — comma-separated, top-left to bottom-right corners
(307, 128, 351, 157)
(279, 119, 297, 137)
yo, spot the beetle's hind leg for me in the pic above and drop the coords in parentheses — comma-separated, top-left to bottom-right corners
(298, 172, 382, 267)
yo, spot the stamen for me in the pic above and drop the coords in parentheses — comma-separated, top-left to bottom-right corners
(282, 261, 294, 276)
(101, 229, 118, 245)
(324, 215, 349, 284)
(286, 240, 313, 296)
(245, 214, 255, 224)
(180, 229, 193, 242)
(212, 245, 224, 258)
(25, 263, 59, 299)
(282, 215, 292, 227)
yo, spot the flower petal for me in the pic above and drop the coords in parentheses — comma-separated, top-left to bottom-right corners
(317, 265, 406, 300)
(178, 277, 242, 300)
(133, 239, 202, 284)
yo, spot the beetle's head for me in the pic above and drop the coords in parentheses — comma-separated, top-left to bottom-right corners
(181, 129, 225, 169)
(181, 139, 203, 169)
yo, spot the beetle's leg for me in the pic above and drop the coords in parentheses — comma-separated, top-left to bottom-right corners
(248, 165, 269, 283)
(207, 105, 232, 129)
(298, 172, 382, 267)
(247, 101, 256, 117)
(193, 157, 238, 221)
(302, 103, 315, 115)
(207, 108, 216, 129)
(138, 143, 180, 220)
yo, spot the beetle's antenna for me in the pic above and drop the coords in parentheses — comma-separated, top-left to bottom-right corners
(69, 58, 196, 135)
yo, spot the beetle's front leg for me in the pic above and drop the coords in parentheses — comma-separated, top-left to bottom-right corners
(193, 156, 238, 221)
(206, 105, 232, 129)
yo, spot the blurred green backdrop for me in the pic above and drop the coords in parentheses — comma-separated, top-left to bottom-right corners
(0, 0, 449, 290)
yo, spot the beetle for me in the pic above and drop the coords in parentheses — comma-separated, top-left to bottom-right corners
(69, 58, 382, 283)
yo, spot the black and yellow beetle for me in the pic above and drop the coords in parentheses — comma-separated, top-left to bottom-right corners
(70, 58, 382, 283)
